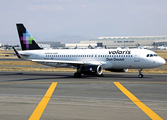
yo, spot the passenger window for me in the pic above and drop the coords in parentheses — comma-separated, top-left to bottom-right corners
(150, 54, 153, 57)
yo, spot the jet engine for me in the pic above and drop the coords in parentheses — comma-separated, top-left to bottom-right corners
(105, 69, 128, 72)
(80, 65, 103, 75)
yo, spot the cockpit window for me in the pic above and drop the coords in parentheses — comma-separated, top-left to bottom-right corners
(146, 54, 158, 57)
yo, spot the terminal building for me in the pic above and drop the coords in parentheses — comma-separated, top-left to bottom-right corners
(38, 42, 65, 49)
(66, 36, 167, 48)
(38, 36, 167, 49)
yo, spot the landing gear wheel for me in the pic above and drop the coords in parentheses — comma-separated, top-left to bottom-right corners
(138, 69, 143, 78)
(74, 72, 81, 78)
(138, 74, 143, 78)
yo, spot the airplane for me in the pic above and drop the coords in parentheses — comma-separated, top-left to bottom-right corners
(13, 23, 166, 78)
(157, 45, 167, 50)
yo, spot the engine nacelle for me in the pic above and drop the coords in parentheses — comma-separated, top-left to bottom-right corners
(80, 65, 103, 75)
(105, 69, 128, 72)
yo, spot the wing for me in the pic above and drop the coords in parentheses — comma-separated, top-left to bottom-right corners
(32, 59, 84, 65)
(32, 59, 106, 66)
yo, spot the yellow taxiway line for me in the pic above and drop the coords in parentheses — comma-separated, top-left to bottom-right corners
(29, 82, 57, 120)
(0, 81, 164, 119)
(114, 82, 163, 120)
(1, 81, 167, 85)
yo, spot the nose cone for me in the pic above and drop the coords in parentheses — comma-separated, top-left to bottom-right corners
(158, 57, 166, 66)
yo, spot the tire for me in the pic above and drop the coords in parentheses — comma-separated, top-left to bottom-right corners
(138, 74, 143, 78)
(74, 73, 81, 78)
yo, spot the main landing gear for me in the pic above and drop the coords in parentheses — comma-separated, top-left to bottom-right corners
(138, 69, 143, 78)
(74, 66, 82, 78)
(74, 72, 81, 78)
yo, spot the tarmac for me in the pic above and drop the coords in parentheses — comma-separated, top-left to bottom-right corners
(0, 71, 167, 120)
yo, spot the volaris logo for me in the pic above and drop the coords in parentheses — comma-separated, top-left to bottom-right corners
(109, 50, 131, 54)
(20, 30, 34, 48)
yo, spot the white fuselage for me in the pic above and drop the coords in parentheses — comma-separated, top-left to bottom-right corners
(18, 48, 166, 70)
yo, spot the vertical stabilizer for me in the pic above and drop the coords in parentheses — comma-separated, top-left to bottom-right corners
(16, 24, 42, 50)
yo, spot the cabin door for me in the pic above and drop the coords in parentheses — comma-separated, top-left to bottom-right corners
(134, 51, 140, 62)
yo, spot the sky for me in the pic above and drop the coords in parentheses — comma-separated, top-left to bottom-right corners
(1, 0, 167, 45)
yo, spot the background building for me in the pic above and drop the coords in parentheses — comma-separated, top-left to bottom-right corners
(38, 36, 167, 49)
(38, 42, 65, 49)
(88, 36, 167, 48)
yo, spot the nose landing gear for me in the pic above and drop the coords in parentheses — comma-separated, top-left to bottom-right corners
(138, 69, 143, 78)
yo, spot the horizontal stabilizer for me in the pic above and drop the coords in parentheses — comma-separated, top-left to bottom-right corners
(12, 47, 21, 58)
(20, 53, 30, 56)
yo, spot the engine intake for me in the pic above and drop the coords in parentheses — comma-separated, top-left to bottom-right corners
(80, 65, 103, 75)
